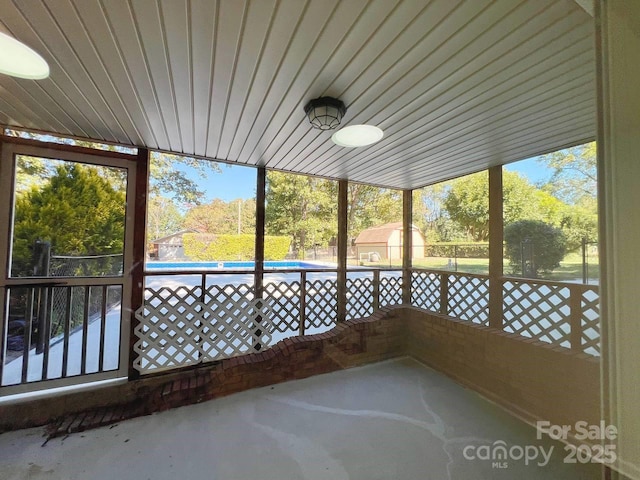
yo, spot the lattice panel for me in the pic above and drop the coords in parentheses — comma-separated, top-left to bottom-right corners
(581, 287, 600, 356)
(305, 279, 338, 329)
(379, 275, 403, 307)
(411, 271, 440, 311)
(502, 280, 570, 347)
(448, 275, 489, 325)
(134, 283, 274, 373)
(264, 281, 301, 333)
(346, 277, 373, 320)
(201, 284, 274, 360)
(134, 285, 203, 371)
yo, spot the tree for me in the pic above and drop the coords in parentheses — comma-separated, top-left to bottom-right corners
(345, 183, 402, 246)
(441, 171, 490, 241)
(559, 206, 598, 252)
(441, 170, 570, 242)
(12, 163, 126, 276)
(8, 130, 220, 206)
(15, 155, 51, 193)
(183, 198, 256, 234)
(413, 184, 465, 242)
(504, 220, 567, 277)
(537, 142, 597, 208)
(265, 172, 337, 256)
(149, 152, 220, 205)
(265, 173, 403, 257)
(147, 196, 184, 240)
(537, 142, 598, 251)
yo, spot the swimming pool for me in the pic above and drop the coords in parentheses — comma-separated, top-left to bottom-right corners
(146, 260, 329, 270)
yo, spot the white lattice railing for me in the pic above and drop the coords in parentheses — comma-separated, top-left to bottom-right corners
(345, 271, 403, 321)
(409, 268, 600, 356)
(503, 279, 571, 347)
(134, 269, 404, 374)
(411, 269, 489, 325)
(133, 283, 277, 374)
(131, 267, 600, 376)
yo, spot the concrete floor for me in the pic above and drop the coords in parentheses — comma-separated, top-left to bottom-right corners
(0, 358, 600, 480)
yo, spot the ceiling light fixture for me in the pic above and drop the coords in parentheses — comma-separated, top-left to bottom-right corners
(0, 32, 49, 80)
(331, 124, 384, 147)
(304, 97, 346, 130)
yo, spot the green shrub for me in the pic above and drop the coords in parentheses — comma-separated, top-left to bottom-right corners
(504, 220, 567, 277)
(183, 233, 290, 261)
(264, 236, 291, 260)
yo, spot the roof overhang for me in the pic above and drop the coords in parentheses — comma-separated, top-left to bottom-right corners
(0, 0, 595, 189)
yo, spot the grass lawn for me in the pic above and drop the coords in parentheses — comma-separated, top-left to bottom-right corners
(351, 252, 600, 283)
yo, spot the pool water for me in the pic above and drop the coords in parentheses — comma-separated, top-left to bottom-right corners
(146, 260, 327, 270)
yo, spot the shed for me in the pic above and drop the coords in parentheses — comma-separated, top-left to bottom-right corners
(150, 229, 197, 261)
(354, 222, 425, 261)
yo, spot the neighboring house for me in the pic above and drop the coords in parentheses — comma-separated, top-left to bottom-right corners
(354, 222, 425, 261)
(150, 229, 197, 261)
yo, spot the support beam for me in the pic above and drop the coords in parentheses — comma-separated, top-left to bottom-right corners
(337, 179, 348, 322)
(597, 1, 640, 477)
(402, 190, 412, 305)
(254, 167, 266, 298)
(128, 147, 149, 380)
(488, 166, 504, 329)
(0, 139, 7, 386)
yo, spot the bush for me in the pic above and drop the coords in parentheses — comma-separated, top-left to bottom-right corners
(264, 236, 291, 260)
(183, 233, 290, 261)
(504, 220, 567, 277)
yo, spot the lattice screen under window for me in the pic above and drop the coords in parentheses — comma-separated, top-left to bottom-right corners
(133, 284, 274, 374)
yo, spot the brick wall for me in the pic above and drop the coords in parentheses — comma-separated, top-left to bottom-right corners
(0, 305, 600, 438)
(406, 308, 601, 429)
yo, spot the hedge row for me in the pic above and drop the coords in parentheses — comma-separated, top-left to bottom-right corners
(183, 233, 290, 261)
(424, 242, 489, 259)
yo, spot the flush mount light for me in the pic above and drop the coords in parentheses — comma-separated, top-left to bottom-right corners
(304, 97, 346, 130)
(0, 32, 49, 80)
(331, 124, 384, 147)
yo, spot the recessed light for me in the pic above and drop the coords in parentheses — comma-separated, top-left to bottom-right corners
(0, 32, 49, 80)
(331, 125, 383, 147)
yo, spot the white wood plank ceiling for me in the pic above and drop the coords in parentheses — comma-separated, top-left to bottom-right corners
(0, 0, 595, 189)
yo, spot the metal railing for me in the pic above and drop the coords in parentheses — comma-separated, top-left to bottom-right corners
(1, 282, 122, 389)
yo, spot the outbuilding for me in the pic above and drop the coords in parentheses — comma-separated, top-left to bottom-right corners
(150, 229, 198, 261)
(354, 222, 425, 261)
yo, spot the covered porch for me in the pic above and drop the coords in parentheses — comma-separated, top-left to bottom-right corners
(0, 0, 639, 478)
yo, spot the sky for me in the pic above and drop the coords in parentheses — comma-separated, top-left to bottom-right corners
(503, 156, 551, 186)
(168, 154, 552, 204)
(203, 163, 256, 201)
(173, 161, 257, 202)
